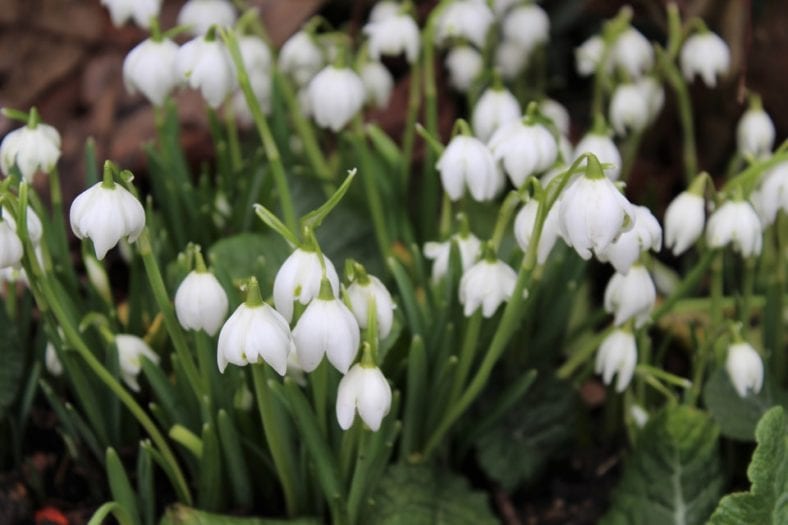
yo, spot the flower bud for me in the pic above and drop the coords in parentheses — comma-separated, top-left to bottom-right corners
(680, 32, 729, 88)
(725, 342, 763, 398)
(176, 36, 237, 109)
(437, 135, 503, 202)
(177, 0, 236, 36)
(273, 248, 340, 322)
(45, 342, 63, 377)
(595, 329, 637, 393)
(664, 191, 705, 256)
(459, 258, 518, 318)
(100, 0, 161, 29)
(347, 275, 395, 340)
(737, 107, 775, 158)
(175, 268, 229, 336)
(363, 13, 420, 64)
(116, 334, 159, 392)
(604, 264, 656, 327)
(706, 199, 763, 257)
(369, 1, 400, 23)
(471, 87, 521, 142)
(435, 0, 494, 49)
(424, 232, 481, 282)
(293, 293, 360, 373)
(279, 31, 324, 86)
(123, 38, 180, 107)
(489, 121, 557, 187)
(307, 66, 365, 132)
(445, 46, 483, 93)
(336, 363, 392, 431)
(575, 35, 605, 77)
(0, 122, 61, 182)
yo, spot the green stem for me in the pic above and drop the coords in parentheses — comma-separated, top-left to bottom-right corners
(223, 106, 243, 173)
(658, 47, 697, 184)
(420, 16, 439, 239)
(652, 249, 716, 321)
(447, 312, 482, 407)
(352, 120, 392, 259)
(556, 329, 613, 380)
(400, 60, 422, 195)
(311, 359, 329, 437)
(346, 429, 369, 525)
(740, 257, 755, 335)
(619, 130, 643, 183)
(47, 168, 79, 292)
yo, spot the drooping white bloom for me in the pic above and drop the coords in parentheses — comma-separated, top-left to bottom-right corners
(424, 232, 481, 282)
(4, 206, 43, 246)
(307, 66, 365, 132)
(706, 199, 763, 257)
(609, 82, 649, 136)
(513, 198, 561, 264)
(45, 342, 63, 376)
(175, 269, 229, 336)
(540, 98, 570, 137)
(459, 258, 518, 318)
(123, 38, 180, 107)
(445, 46, 483, 92)
(116, 334, 160, 392)
(176, 37, 237, 108)
(177, 0, 236, 36)
(336, 364, 392, 431)
(737, 107, 775, 158)
(664, 191, 705, 256)
(435, 0, 494, 49)
(471, 87, 521, 142)
(347, 275, 395, 339)
(575, 35, 605, 77)
(273, 248, 340, 322)
(725, 342, 764, 398)
(0, 123, 61, 182)
(293, 295, 360, 373)
(489, 121, 558, 187)
(680, 32, 730, 88)
(753, 162, 788, 225)
(363, 13, 421, 64)
(604, 265, 656, 327)
(630, 404, 649, 428)
(0, 219, 23, 269)
(501, 4, 550, 55)
(238, 36, 272, 76)
(595, 329, 637, 393)
(360, 62, 394, 109)
(101, 0, 161, 29)
(636, 76, 664, 123)
(369, 1, 400, 23)
(437, 135, 503, 201)
(494, 39, 528, 80)
(69, 181, 145, 260)
(491, 0, 520, 17)
(279, 31, 324, 86)
(611, 28, 654, 79)
(597, 205, 662, 274)
(573, 132, 621, 180)
(230, 69, 273, 125)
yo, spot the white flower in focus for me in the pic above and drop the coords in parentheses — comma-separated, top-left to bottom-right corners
(424, 232, 481, 282)
(177, 0, 236, 36)
(445, 46, 483, 92)
(307, 66, 365, 132)
(573, 132, 621, 180)
(279, 31, 324, 86)
(360, 62, 394, 109)
(611, 28, 653, 79)
(0, 123, 61, 182)
(0, 219, 23, 269)
(459, 258, 518, 318)
(725, 342, 763, 398)
(706, 199, 762, 257)
(336, 364, 392, 431)
(595, 329, 637, 393)
(293, 294, 360, 373)
(175, 269, 229, 336)
(753, 162, 788, 226)
(369, 1, 400, 23)
(3, 206, 43, 246)
(737, 107, 775, 158)
(501, 4, 550, 55)
(472, 87, 521, 142)
(273, 248, 339, 322)
(575, 35, 605, 77)
(45, 342, 63, 376)
(597, 205, 662, 274)
(540, 98, 570, 137)
(347, 275, 395, 340)
(101, 0, 161, 28)
(435, 0, 494, 49)
(680, 32, 730, 88)
(604, 265, 656, 327)
(513, 198, 561, 264)
(664, 191, 705, 256)
(489, 121, 558, 187)
(116, 334, 159, 392)
(123, 38, 180, 106)
(437, 135, 503, 201)
(609, 83, 649, 136)
(176, 37, 237, 108)
(363, 14, 420, 64)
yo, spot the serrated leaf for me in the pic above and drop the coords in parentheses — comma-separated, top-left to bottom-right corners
(158, 504, 319, 525)
(601, 405, 723, 525)
(0, 305, 25, 420)
(708, 406, 788, 525)
(366, 464, 497, 525)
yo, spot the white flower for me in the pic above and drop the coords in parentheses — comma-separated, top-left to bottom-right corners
(435, 0, 494, 49)
(176, 37, 237, 109)
(573, 132, 621, 180)
(611, 28, 653, 79)
(3, 206, 43, 246)
(369, 1, 400, 23)
(513, 198, 561, 264)
(293, 296, 360, 373)
(116, 334, 160, 392)
(238, 36, 272, 76)
(175, 269, 229, 336)
(336, 364, 392, 431)
(0, 219, 23, 269)
(279, 31, 324, 86)
(100, 0, 160, 28)
(69, 181, 145, 260)
(540, 98, 570, 137)
(177, 0, 236, 36)
(630, 404, 649, 428)
(664, 191, 705, 255)
(595, 329, 637, 393)
(445, 46, 483, 92)
(737, 107, 775, 158)
(363, 14, 420, 64)
(680, 32, 730, 88)
(273, 248, 340, 322)
(424, 232, 481, 281)
(123, 38, 180, 107)
(471, 87, 521, 142)
(636, 77, 664, 123)
(753, 162, 788, 225)
(360, 62, 394, 109)
(0, 123, 61, 182)
(494, 39, 528, 80)
(604, 265, 656, 327)
(575, 35, 605, 77)
(347, 275, 395, 339)
(45, 342, 63, 376)
(307, 66, 365, 132)
(597, 205, 662, 274)
(501, 4, 549, 55)
(437, 135, 503, 201)
(230, 70, 272, 125)
(489, 121, 558, 187)
(459, 258, 518, 317)
(725, 342, 763, 398)
(609, 82, 649, 136)
(706, 199, 763, 257)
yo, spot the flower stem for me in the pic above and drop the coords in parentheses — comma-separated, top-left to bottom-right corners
(447, 311, 482, 407)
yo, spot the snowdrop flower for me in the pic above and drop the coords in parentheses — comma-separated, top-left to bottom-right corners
(597, 205, 662, 274)
(217, 278, 293, 375)
(307, 66, 365, 132)
(360, 62, 394, 109)
(513, 197, 561, 264)
(491, 0, 520, 17)
(435, 0, 494, 49)
(101, 0, 160, 29)
(176, 34, 237, 109)
(0, 219, 23, 269)
(273, 248, 339, 322)
(45, 342, 63, 377)
(494, 39, 528, 80)
(363, 13, 420, 64)
(459, 256, 519, 318)
(753, 162, 788, 225)
(123, 37, 180, 107)
(238, 36, 272, 76)
(636, 76, 664, 123)
(369, 1, 400, 23)
(231, 70, 272, 125)
(347, 273, 395, 339)
(540, 98, 570, 137)
(445, 46, 483, 92)
(706, 199, 763, 257)
(424, 232, 481, 281)
(737, 106, 775, 158)
(501, 4, 550, 55)
(437, 133, 503, 201)
(725, 342, 763, 398)
(69, 168, 145, 260)
(472, 87, 521, 142)
(575, 35, 605, 77)
(573, 132, 621, 180)
(595, 329, 637, 393)
(604, 264, 656, 327)
(0, 117, 61, 182)
(664, 191, 705, 256)
(611, 28, 653, 79)
(4, 206, 43, 246)
(489, 120, 558, 187)
(609, 83, 649, 136)
(116, 334, 159, 392)
(293, 279, 360, 373)
(336, 363, 392, 431)
(680, 31, 730, 87)
(279, 31, 324, 86)
(177, 0, 236, 36)
(630, 404, 649, 428)
(175, 257, 229, 336)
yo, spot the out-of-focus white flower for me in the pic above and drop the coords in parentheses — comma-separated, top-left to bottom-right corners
(609, 82, 649, 136)
(369, 1, 400, 23)
(489, 120, 557, 187)
(347, 275, 395, 340)
(664, 191, 705, 256)
(494, 39, 528, 80)
(279, 31, 324, 86)
(611, 28, 653, 79)
(238, 36, 272, 76)
(101, 0, 161, 29)
(293, 291, 360, 373)
(177, 0, 236, 36)
(307, 66, 365, 132)
(0, 219, 23, 269)
(123, 38, 180, 107)
(513, 197, 561, 264)
(630, 404, 649, 428)
(604, 264, 656, 327)
(540, 98, 570, 137)
(230, 70, 272, 125)
(491, 0, 520, 17)
(680, 31, 729, 88)
(597, 205, 662, 274)
(3, 206, 43, 246)
(706, 199, 763, 257)
(725, 342, 763, 398)
(424, 232, 481, 282)
(336, 363, 392, 431)
(501, 4, 549, 55)
(176, 36, 237, 108)
(753, 162, 788, 226)
(435, 0, 494, 49)
(573, 132, 621, 180)
(45, 342, 63, 376)
(116, 334, 159, 392)
(363, 13, 420, 63)
(636, 76, 664, 123)
(575, 35, 605, 77)
(445, 46, 483, 92)
(459, 258, 519, 317)
(437, 134, 503, 201)
(0, 122, 61, 182)
(84, 253, 111, 303)
(360, 62, 394, 109)
(595, 329, 637, 393)
(471, 87, 521, 142)
(273, 248, 339, 322)
(737, 107, 775, 158)
(175, 267, 229, 336)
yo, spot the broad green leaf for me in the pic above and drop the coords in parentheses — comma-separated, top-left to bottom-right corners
(365, 464, 497, 525)
(208, 232, 290, 298)
(106, 447, 141, 525)
(0, 305, 25, 421)
(601, 405, 723, 525)
(708, 406, 788, 525)
(158, 504, 319, 525)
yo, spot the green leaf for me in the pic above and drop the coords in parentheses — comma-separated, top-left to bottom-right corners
(158, 504, 319, 525)
(708, 406, 788, 525)
(366, 464, 497, 525)
(208, 232, 290, 297)
(0, 305, 25, 421)
(601, 405, 723, 525)
(106, 447, 141, 525)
